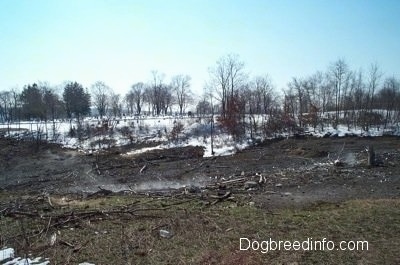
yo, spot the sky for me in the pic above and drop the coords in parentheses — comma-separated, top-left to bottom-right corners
(1, 0, 399, 96)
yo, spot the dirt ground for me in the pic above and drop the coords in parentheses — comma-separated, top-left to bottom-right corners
(1, 136, 400, 264)
(1, 135, 399, 209)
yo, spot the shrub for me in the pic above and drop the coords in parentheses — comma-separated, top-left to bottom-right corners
(169, 122, 184, 142)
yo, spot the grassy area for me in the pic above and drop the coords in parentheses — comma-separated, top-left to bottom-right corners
(1, 193, 399, 264)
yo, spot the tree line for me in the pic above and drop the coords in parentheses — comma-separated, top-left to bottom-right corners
(1, 54, 399, 140)
(0, 72, 194, 125)
(0, 82, 90, 124)
(201, 54, 400, 139)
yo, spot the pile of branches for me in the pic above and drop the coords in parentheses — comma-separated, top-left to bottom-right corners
(0, 194, 177, 248)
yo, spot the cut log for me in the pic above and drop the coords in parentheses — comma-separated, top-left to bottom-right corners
(244, 181, 259, 190)
(210, 191, 232, 201)
(220, 177, 245, 185)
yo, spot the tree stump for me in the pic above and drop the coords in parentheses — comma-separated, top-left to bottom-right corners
(368, 145, 375, 167)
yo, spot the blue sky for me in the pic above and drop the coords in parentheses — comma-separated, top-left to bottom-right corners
(1, 0, 399, 95)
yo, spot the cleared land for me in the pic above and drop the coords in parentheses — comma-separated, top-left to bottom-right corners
(1, 136, 400, 264)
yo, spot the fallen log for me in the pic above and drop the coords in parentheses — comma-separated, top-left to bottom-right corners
(210, 191, 232, 205)
(87, 187, 114, 198)
(220, 178, 246, 185)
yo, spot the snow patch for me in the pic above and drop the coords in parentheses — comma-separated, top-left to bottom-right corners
(0, 248, 49, 265)
(1, 248, 14, 262)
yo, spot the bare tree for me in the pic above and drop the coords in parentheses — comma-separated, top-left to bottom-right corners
(171, 74, 192, 115)
(208, 54, 246, 117)
(283, 86, 297, 129)
(43, 87, 64, 139)
(0, 91, 13, 133)
(125, 91, 134, 116)
(109, 93, 122, 118)
(367, 63, 382, 111)
(329, 59, 349, 126)
(91, 81, 112, 119)
(226, 54, 246, 99)
(203, 86, 216, 155)
(315, 71, 332, 116)
(10, 88, 21, 124)
(253, 75, 273, 115)
(148, 70, 166, 115)
(349, 69, 366, 129)
(240, 84, 257, 139)
(196, 97, 212, 117)
(208, 58, 229, 117)
(143, 86, 153, 114)
(161, 85, 173, 115)
(379, 77, 399, 128)
(288, 77, 305, 127)
(359, 63, 382, 131)
(126, 82, 145, 115)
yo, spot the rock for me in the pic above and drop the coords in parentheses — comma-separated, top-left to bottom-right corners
(159, 229, 174, 239)
(334, 159, 344, 167)
(275, 183, 283, 188)
(244, 181, 258, 189)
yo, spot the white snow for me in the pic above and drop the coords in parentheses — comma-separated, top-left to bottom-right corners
(0, 248, 49, 265)
(307, 123, 400, 138)
(1, 115, 399, 158)
(1, 248, 14, 262)
(125, 145, 165, 156)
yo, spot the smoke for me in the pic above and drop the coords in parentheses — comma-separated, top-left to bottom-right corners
(67, 176, 209, 194)
(343, 152, 357, 166)
(132, 177, 208, 192)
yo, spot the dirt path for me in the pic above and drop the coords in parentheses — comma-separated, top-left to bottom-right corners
(1, 136, 399, 208)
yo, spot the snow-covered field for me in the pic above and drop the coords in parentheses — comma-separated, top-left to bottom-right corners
(0, 115, 252, 157)
(1, 115, 399, 158)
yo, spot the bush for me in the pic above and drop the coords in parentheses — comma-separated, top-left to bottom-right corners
(169, 122, 184, 142)
(119, 126, 134, 144)
(358, 112, 384, 131)
(217, 115, 245, 140)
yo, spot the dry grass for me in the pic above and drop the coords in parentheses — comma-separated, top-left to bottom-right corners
(1, 193, 399, 265)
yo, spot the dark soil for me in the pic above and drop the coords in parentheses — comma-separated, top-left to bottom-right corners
(1, 136, 400, 208)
